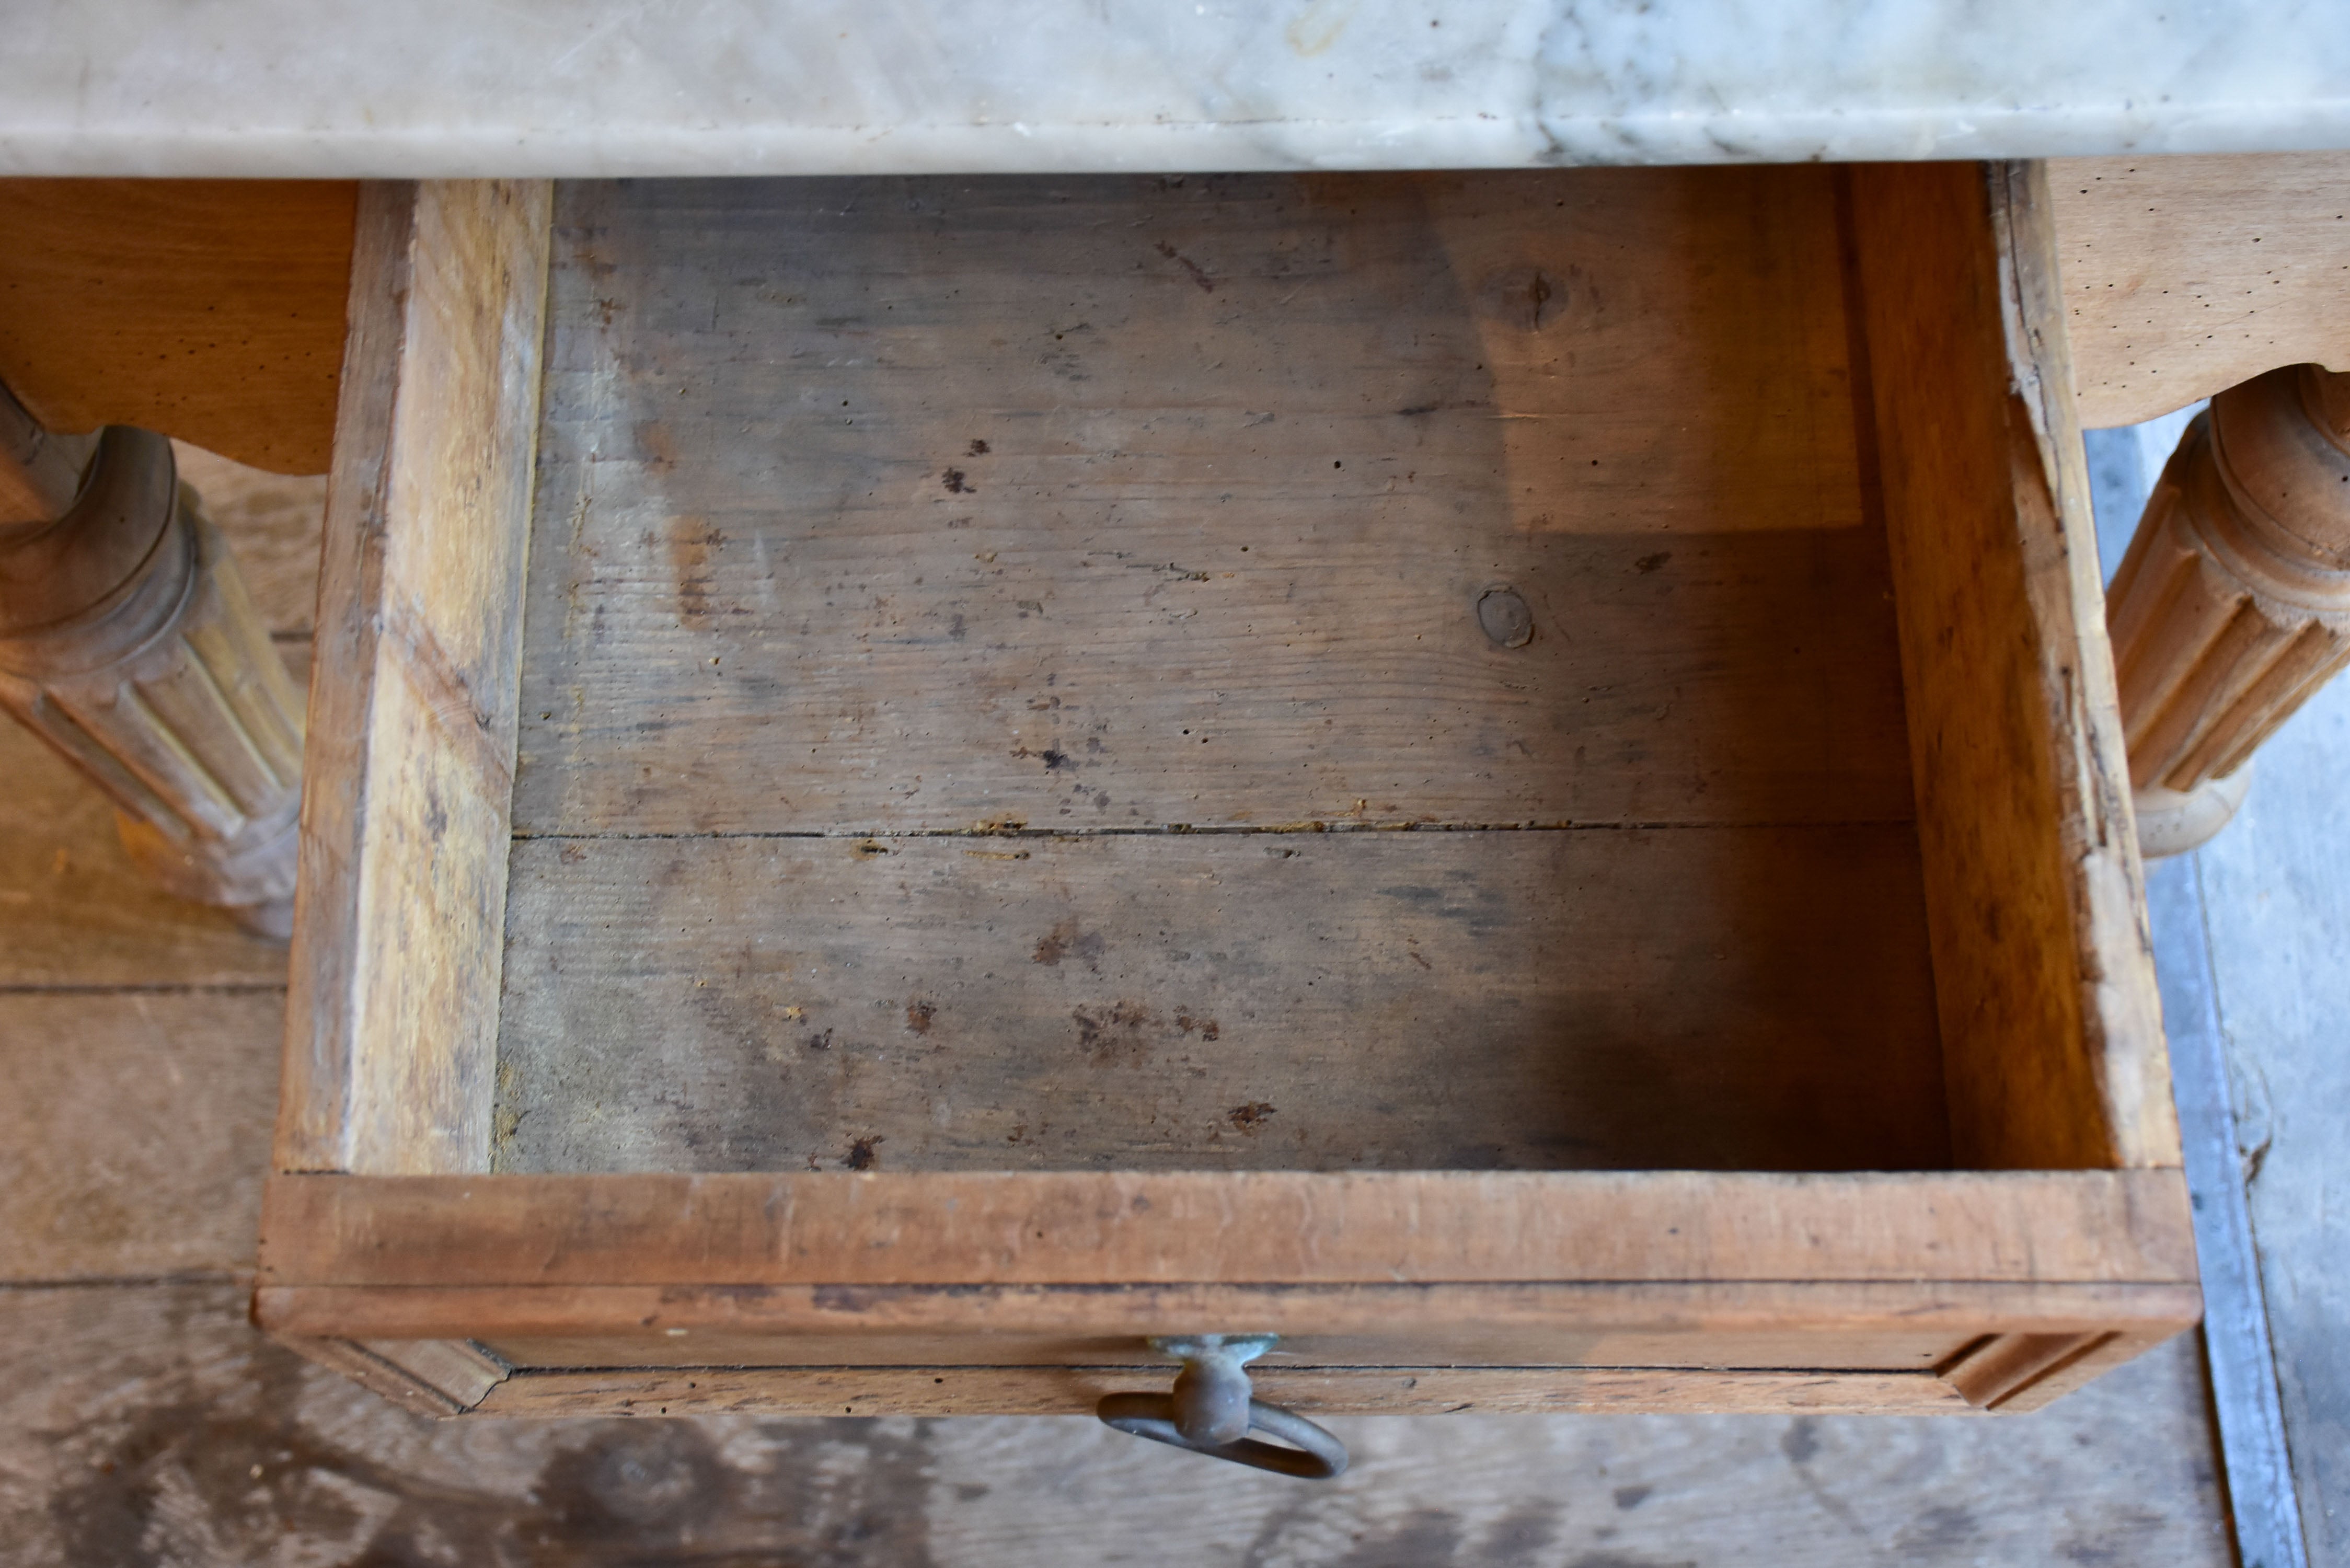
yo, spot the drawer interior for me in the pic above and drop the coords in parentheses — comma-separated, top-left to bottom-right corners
(497, 169, 1943, 1175)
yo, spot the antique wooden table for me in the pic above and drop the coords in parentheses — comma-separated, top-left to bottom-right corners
(3, 4, 2346, 1475)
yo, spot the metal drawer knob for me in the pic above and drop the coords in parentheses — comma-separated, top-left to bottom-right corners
(1096, 1334, 1349, 1480)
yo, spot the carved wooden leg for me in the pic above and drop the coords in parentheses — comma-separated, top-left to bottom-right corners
(2106, 363, 2350, 857)
(0, 382, 304, 937)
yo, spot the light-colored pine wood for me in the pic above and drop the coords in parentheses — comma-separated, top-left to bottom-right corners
(471, 1363, 1981, 1420)
(276, 180, 551, 1175)
(0, 694, 295, 985)
(0, 180, 355, 475)
(0, 430, 306, 929)
(461, 1319, 1998, 1376)
(499, 167, 1930, 1181)
(1848, 160, 2176, 1172)
(1940, 1328, 2183, 1414)
(0, 326, 2240, 1542)
(263, 164, 2197, 1419)
(0, 455, 315, 985)
(272, 1335, 508, 1418)
(169, 444, 327, 639)
(496, 827, 1944, 1174)
(255, 1277, 2201, 1343)
(2109, 367, 2350, 797)
(2051, 153, 2350, 429)
(258, 1169, 2195, 1287)
(515, 170, 1898, 840)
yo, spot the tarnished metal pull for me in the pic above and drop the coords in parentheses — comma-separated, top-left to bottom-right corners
(1096, 1334, 1348, 1480)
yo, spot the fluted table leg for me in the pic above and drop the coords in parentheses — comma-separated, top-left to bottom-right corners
(0, 382, 304, 937)
(2107, 363, 2350, 857)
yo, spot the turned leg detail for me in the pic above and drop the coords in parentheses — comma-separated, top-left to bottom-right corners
(0, 383, 304, 937)
(2106, 363, 2350, 857)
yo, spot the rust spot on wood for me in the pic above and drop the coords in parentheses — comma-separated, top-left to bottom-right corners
(1228, 1101, 1277, 1132)
(845, 1136, 883, 1170)
(1032, 918, 1104, 970)
(905, 999, 936, 1034)
(1174, 1009, 1222, 1041)
(1072, 1001, 1153, 1059)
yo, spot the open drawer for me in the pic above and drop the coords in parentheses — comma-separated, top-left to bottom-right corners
(258, 161, 2194, 1421)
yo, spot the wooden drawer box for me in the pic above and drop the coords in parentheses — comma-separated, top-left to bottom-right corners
(258, 160, 2195, 1421)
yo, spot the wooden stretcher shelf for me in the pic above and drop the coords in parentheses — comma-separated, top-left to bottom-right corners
(260, 161, 2195, 1419)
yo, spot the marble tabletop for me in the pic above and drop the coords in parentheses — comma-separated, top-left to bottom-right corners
(6, 0, 2349, 177)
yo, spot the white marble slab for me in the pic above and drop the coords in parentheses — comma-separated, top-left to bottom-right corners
(6, 0, 2349, 177)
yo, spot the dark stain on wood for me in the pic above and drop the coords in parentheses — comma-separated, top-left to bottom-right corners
(497, 831, 1948, 1174)
(1031, 919, 1104, 971)
(1153, 239, 1216, 292)
(496, 171, 1942, 1178)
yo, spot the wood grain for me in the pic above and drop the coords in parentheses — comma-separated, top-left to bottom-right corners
(1938, 1327, 2181, 1414)
(258, 1169, 2196, 1288)
(1848, 160, 2176, 1171)
(0, 434, 307, 918)
(171, 444, 327, 639)
(514, 169, 1897, 839)
(0, 180, 355, 474)
(256, 1278, 2202, 1343)
(255, 1275, 2198, 1410)
(465, 1318, 1991, 1376)
(0, 697, 294, 986)
(496, 826, 1944, 1174)
(2107, 368, 2350, 792)
(0, 991, 281, 1281)
(272, 1336, 509, 1419)
(0, 455, 315, 986)
(471, 1362, 1980, 1420)
(277, 180, 550, 1175)
(2052, 153, 2350, 429)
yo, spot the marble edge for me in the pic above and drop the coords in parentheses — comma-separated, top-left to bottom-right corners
(7, 104, 2350, 180)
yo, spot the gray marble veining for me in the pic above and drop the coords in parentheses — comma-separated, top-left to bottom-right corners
(5, 0, 2348, 177)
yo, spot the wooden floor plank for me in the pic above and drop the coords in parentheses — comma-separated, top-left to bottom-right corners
(0, 1283, 2234, 1566)
(496, 827, 1945, 1173)
(0, 991, 282, 1281)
